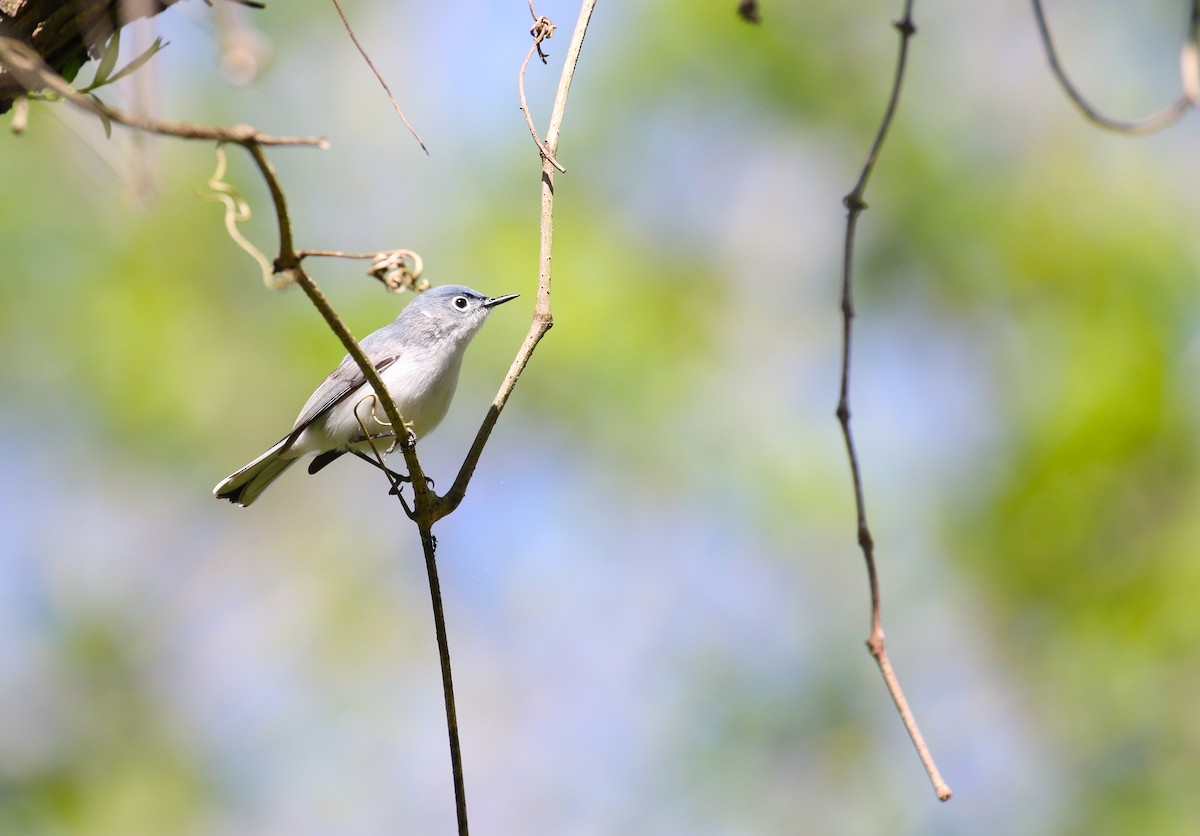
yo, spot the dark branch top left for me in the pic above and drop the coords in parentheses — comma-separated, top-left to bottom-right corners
(0, 0, 261, 114)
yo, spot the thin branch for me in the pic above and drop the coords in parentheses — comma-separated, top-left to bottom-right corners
(418, 527, 467, 835)
(3, 25, 470, 829)
(374, 23, 607, 824)
(433, 0, 597, 524)
(298, 248, 428, 294)
(0, 44, 404, 440)
(328, 0, 428, 153)
(298, 248, 389, 259)
(837, 1, 952, 802)
(518, 7, 566, 174)
(0, 38, 327, 147)
(221, 60, 468, 835)
(384, 10, 601, 826)
(244, 117, 466, 835)
(237, 142, 428, 490)
(1030, 0, 1199, 134)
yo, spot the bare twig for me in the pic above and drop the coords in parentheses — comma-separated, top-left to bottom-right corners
(298, 248, 393, 259)
(328, 0, 428, 153)
(433, 0, 596, 524)
(1031, 0, 1200, 134)
(417, 527, 467, 834)
(4, 23, 473, 830)
(518, 9, 566, 174)
(236, 143, 420, 470)
(0, 37, 327, 147)
(297, 248, 427, 293)
(233, 149, 471, 836)
(837, 1, 952, 802)
(376, 8, 599, 828)
(240, 140, 465, 833)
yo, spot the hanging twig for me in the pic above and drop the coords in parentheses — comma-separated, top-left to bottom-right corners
(836, 1, 952, 802)
(518, 3, 567, 174)
(1030, 0, 1200, 134)
(328, 0, 428, 152)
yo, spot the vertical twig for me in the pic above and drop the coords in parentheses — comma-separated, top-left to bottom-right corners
(837, 0, 952, 802)
(387, 5, 598, 830)
(434, 0, 597, 522)
(419, 529, 467, 834)
(242, 140, 464, 833)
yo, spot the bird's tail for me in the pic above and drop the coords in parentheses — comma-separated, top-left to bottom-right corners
(213, 437, 299, 507)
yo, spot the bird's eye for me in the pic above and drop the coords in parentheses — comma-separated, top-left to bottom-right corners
(454, 296, 469, 310)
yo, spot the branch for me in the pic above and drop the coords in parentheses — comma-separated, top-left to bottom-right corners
(3, 25, 470, 831)
(0, 44, 412, 438)
(1030, 0, 1200, 134)
(0, 0, 188, 112)
(836, 1, 952, 802)
(0, 37, 326, 146)
(518, 3, 566, 173)
(297, 247, 428, 294)
(0, 39, 427, 498)
(237, 141, 431, 502)
(328, 0, 427, 153)
(418, 528, 467, 834)
(433, 0, 597, 524)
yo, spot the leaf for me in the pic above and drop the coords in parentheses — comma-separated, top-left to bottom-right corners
(88, 95, 113, 139)
(79, 36, 169, 94)
(92, 29, 121, 87)
(105, 38, 169, 86)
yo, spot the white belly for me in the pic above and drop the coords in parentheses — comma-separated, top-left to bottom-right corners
(297, 346, 465, 454)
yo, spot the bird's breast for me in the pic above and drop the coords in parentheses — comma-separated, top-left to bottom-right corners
(378, 346, 465, 439)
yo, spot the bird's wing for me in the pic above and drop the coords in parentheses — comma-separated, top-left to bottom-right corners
(279, 353, 399, 453)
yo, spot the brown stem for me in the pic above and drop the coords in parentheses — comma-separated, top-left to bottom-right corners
(433, 0, 596, 523)
(0, 37, 327, 147)
(836, 1, 952, 802)
(418, 526, 468, 834)
(328, 0, 428, 153)
(1030, 0, 1199, 134)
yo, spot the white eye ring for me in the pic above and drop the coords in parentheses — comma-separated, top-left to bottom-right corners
(454, 296, 469, 310)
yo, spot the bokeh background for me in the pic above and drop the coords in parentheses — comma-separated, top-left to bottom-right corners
(3, 0, 1200, 833)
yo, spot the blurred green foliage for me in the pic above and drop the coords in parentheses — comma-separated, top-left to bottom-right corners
(2, 1, 1200, 834)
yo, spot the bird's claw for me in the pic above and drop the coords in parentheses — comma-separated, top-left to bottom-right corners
(388, 474, 435, 496)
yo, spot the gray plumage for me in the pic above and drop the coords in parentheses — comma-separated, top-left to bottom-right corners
(214, 284, 517, 506)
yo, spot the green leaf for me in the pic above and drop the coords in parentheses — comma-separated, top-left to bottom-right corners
(104, 38, 169, 86)
(92, 29, 121, 87)
(88, 94, 113, 139)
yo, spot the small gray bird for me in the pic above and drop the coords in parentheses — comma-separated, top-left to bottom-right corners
(214, 284, 518, 506)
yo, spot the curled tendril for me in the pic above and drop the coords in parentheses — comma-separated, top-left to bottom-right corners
(369, 249, 427, 293)
(197, 146, 284, 288)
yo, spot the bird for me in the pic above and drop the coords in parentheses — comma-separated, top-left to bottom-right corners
(213, 284, 518, 507)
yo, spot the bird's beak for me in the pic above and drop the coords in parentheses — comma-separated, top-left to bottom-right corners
(482, 293, 519, 308)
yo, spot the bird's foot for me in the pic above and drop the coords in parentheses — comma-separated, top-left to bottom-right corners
(388, 474, 435, 497)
